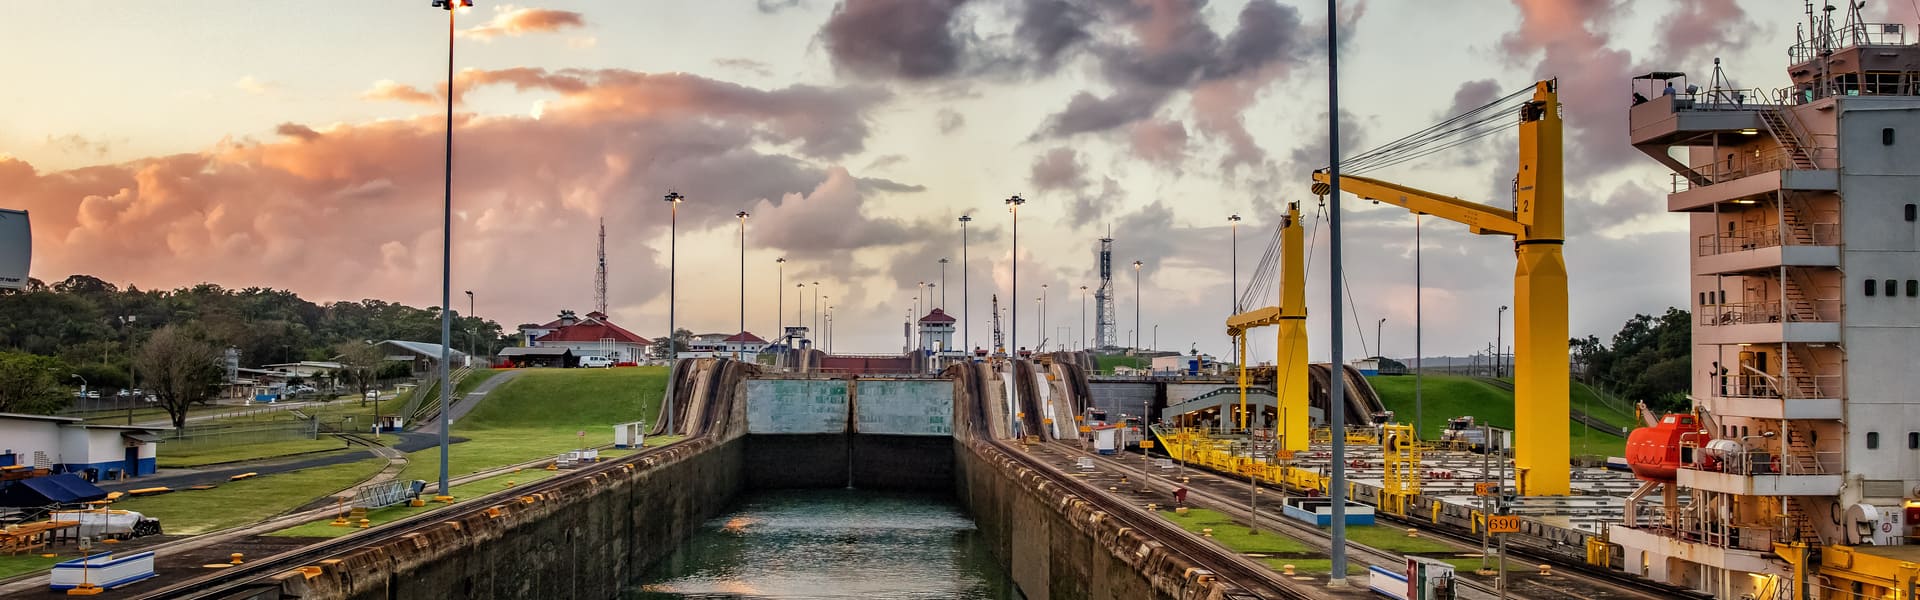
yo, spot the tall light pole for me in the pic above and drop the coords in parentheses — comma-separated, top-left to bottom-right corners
(916, 281, 926, 319)
(1415, 214, 1423, 438)
(822, 296, 830, 351)
(1376, 318, 1386, 359)
(1325, 0, 1351, 583)
(663, 191, 685, 435)
(1006, 195, 1026, 354)
(959, 215, 972, 353)
(1132, 260, 1143, 350)
(775, 258, 786, 346)
(1229, 214, 1242, 368)
(429, 0, 471, 502)
(812, 282, 821, 343)
(465, 290, 476, 367)
(1041, 283, 1048, 349)
(735, 211, 750, 360)
(1079, 285, 1088, 351)
(939, 258, 949, 309)
(794, 283, 805, 344)
(1496, 305, 1509, 378)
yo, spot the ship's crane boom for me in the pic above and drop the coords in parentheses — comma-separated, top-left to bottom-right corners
(1309, 79, 1569, 496)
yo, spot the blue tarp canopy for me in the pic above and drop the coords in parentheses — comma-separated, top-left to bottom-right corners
(0, 474, 108, 507)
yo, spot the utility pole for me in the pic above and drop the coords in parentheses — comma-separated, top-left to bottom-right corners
(1006, 195, 1025, 356)
(736, 211, 749, 360)
(1375, 318, 1385, 360)
(1079, 286, 1089, 351)
(1415, 214, 1423, 438)
(1133, 261, 1144, 350)
(940, 258, 949, 309)
(663, 191, 684, 434)
(1324, 0, 1351, 583)
(1496, 305, 1508, 379)
(960, 215, 972, 353)
(776, 258, 786, 347)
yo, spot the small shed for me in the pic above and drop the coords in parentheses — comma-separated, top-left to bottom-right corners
(499, 346, 573, 368)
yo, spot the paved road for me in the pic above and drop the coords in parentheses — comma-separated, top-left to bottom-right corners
(98, 432, 454, 492)
(415, 369, 524, 434)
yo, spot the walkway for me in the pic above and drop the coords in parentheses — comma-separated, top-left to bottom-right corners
(414, 369, 524, 435)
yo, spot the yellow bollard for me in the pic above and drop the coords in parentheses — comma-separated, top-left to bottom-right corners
(1406, 528, 1419, 538)
(230, 553, 244, 565)
(505, 480, 516, 487)
(1283, 564, 1296, 576)
(1538, 564, 1552, 576)
(1201, 528, 1213, 537)
(358, 518, 371, 529)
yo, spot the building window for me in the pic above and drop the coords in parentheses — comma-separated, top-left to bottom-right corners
(1883, 127, 1896, 145)
(1909, 280, 1918, 297)
(1867, 432, 1880, 449)
(1888, 279, 1899, 297)
(1909, 432, 1918, 449)
(1867, 279, 1878, 297)
(1907, 203, 1918, 222)
(1719, 290, 1727, 304)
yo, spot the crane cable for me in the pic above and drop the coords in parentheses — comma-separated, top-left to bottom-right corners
(1336, 83, 1538, 175)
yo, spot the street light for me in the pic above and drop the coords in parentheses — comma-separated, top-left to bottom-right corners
(1229, 214, 1242, 371)
(939, 258, 949, 309)
(775, 258, 786, 347)
(813, 281, 821, 341)
(1079, 285, 1088, 351)
(118, 315, 137, 425)
(1132, 260, 1143, 350)
(794, 283, 805, 345)
(429, 0, 472, 503)
(1496, 305, 1509, 378)
(735, 211, 749, 360)
(1006, 195, 1026, 355)
(1376, 318, 1386, 359)
(465, 290, 476, 367)
(1041, 283, 1048, 349)
(959, 215, 972, 353)
(663, 190, 685, 435)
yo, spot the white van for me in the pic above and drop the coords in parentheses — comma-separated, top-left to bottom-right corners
(578, 355, 616, 368)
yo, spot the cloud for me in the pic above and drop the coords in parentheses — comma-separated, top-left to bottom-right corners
(1014, 0, 1095, 68)
(43, 134, 111, 158)
(936, 108, 966, 133)
(758, 0, 807, 13)
(1651, 0, 1756, 69)
(1497, 0, 1635, 177)
(359, 68, 888, 159)
(715, 58, 774, 77)
(8, 68, 912, 333)
(1028, 147, 1086, 191)
(362, 80, 436, 105)
(460, 6, 587, 41)
(1128, 118, 1188, 165)
(274, 123, 321, 142)
(233, 76, 274, 95)
(821, 0, 976, 80)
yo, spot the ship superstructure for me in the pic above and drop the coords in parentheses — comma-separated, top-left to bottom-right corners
(1619, 5, 1920, 597)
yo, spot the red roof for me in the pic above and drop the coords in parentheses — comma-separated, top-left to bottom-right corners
(534, 318, 651, 345)
(919, 308, 956, 324)
(722, 331, 766, 344)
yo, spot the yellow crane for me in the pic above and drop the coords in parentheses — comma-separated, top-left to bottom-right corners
(1226, 201, 1308, 454)
(1310, 80, 1569, 496)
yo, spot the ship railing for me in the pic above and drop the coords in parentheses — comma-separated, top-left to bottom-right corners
(1696, 223, 1843, 256)
(1790, 23, 1909, 63)
(1642, 519, 1776, 552)
(1669, 145, 1837, 192)
(1698, 301, 1840, 327)
(1715, 374, 1844, 400)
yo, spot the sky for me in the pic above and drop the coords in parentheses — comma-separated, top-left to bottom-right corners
(3, 0, 1904, 363)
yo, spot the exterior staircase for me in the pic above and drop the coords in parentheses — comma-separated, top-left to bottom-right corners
(1781, 273, 1822, 323)
(1781, 424, 1821, 474)
(1760, 106, 1820, 170)
(1787, 496, 1823, 547)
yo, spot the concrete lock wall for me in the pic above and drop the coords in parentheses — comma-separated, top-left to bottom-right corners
(1088, 381, 1159, 421)
(744, 378, 956, 490)
(292, 436, 747, 600)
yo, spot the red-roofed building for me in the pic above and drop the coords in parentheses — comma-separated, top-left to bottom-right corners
(522, 310, 652, 363)
(917, 308, 958, 354)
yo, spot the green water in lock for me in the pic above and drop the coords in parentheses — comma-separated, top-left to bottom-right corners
(631, 489, 1018, 599)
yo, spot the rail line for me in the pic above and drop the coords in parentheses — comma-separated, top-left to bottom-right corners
(1049, 443, 1704, 600)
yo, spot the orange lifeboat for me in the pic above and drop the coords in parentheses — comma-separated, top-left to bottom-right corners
(1625, 413, 1707, 482)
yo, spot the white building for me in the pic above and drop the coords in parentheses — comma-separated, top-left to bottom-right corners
(525, 310, 652, 364)
(1617, 15, 1920, 598)
(682, 331, 768, 361)
(0, 413, 161, 481)
(916, 308, 958, 354)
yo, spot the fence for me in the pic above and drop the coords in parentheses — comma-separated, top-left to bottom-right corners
(164, 420, 319, 449)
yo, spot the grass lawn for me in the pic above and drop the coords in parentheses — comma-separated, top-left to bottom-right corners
(397, 367, 669, 482)
(112, 459, 387, 535)
(1264, 558, 1368, 575)
(1158, 508, 1311, 555)
(0, 554, 62, 580)
(1094, 354, 1148, 374)
(1368, 375, 1633, 457)
(268, 469, 561, 538)
(1330, 525, 1456, 554)
(157, 437, 352, 468)
(453, 368, 503, 396)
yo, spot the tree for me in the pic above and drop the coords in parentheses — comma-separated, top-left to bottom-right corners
(0, 351, 72, 414)
(136, 326, 223, 430)
(335, 341, 384, 406)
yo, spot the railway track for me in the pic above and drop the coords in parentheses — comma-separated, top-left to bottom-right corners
(1047, 443, 1702, 600)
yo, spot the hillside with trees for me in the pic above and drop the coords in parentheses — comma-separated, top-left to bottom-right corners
(0, 274, 509, 414)
(1571, 307, 1691, 412)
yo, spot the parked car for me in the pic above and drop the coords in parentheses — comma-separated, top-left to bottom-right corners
(578, 355, 616, 368)
(290, 385, 319, 394)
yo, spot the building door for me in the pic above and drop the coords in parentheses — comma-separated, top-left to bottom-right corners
(124, 445, 139, 478)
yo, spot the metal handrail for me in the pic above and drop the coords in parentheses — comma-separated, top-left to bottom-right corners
(1716, 373, 1844, 400)
(1790, 22, 1910, 63)
(1696, 221, 1843, 256)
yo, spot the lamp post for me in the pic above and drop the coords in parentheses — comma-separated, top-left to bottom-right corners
(1229, 213, 1242, 368)
(70, 374, 87, 403)
(776, 258, 786, 346)
(794, 283, 805, 344)
(1376, 318, 1386, 359)
(663, 191, 685, 435)
(118, 315, 136, 425)
(813, 282, 821, 341)
(735, 211, 750, 360)
(1325, 0, 1351, 582)
(939, 258, 949, 309)
(1006, 195, 1026, 355)
(1132, 261, 1143, 350)
(1041, 283, 1048, 349)
(1496, 305, 1509, 378)
(1079, 285, 1088, 351)
(465, 290, 476, 366)
(1415, 214, 1423, 438)
(429, 0, 471, 502)
(959, 215, 972, 352)
(916, 281, 926, 319)
(822, 296, 831, 351)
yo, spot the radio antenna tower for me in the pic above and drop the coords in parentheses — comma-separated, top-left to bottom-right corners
(1093, 225, 1117, 349)
(595, 218, 608, 316)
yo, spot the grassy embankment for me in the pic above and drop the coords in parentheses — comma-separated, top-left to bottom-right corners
(1367, 374, 1634, 457)
(1094, 354, 1149, 375)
